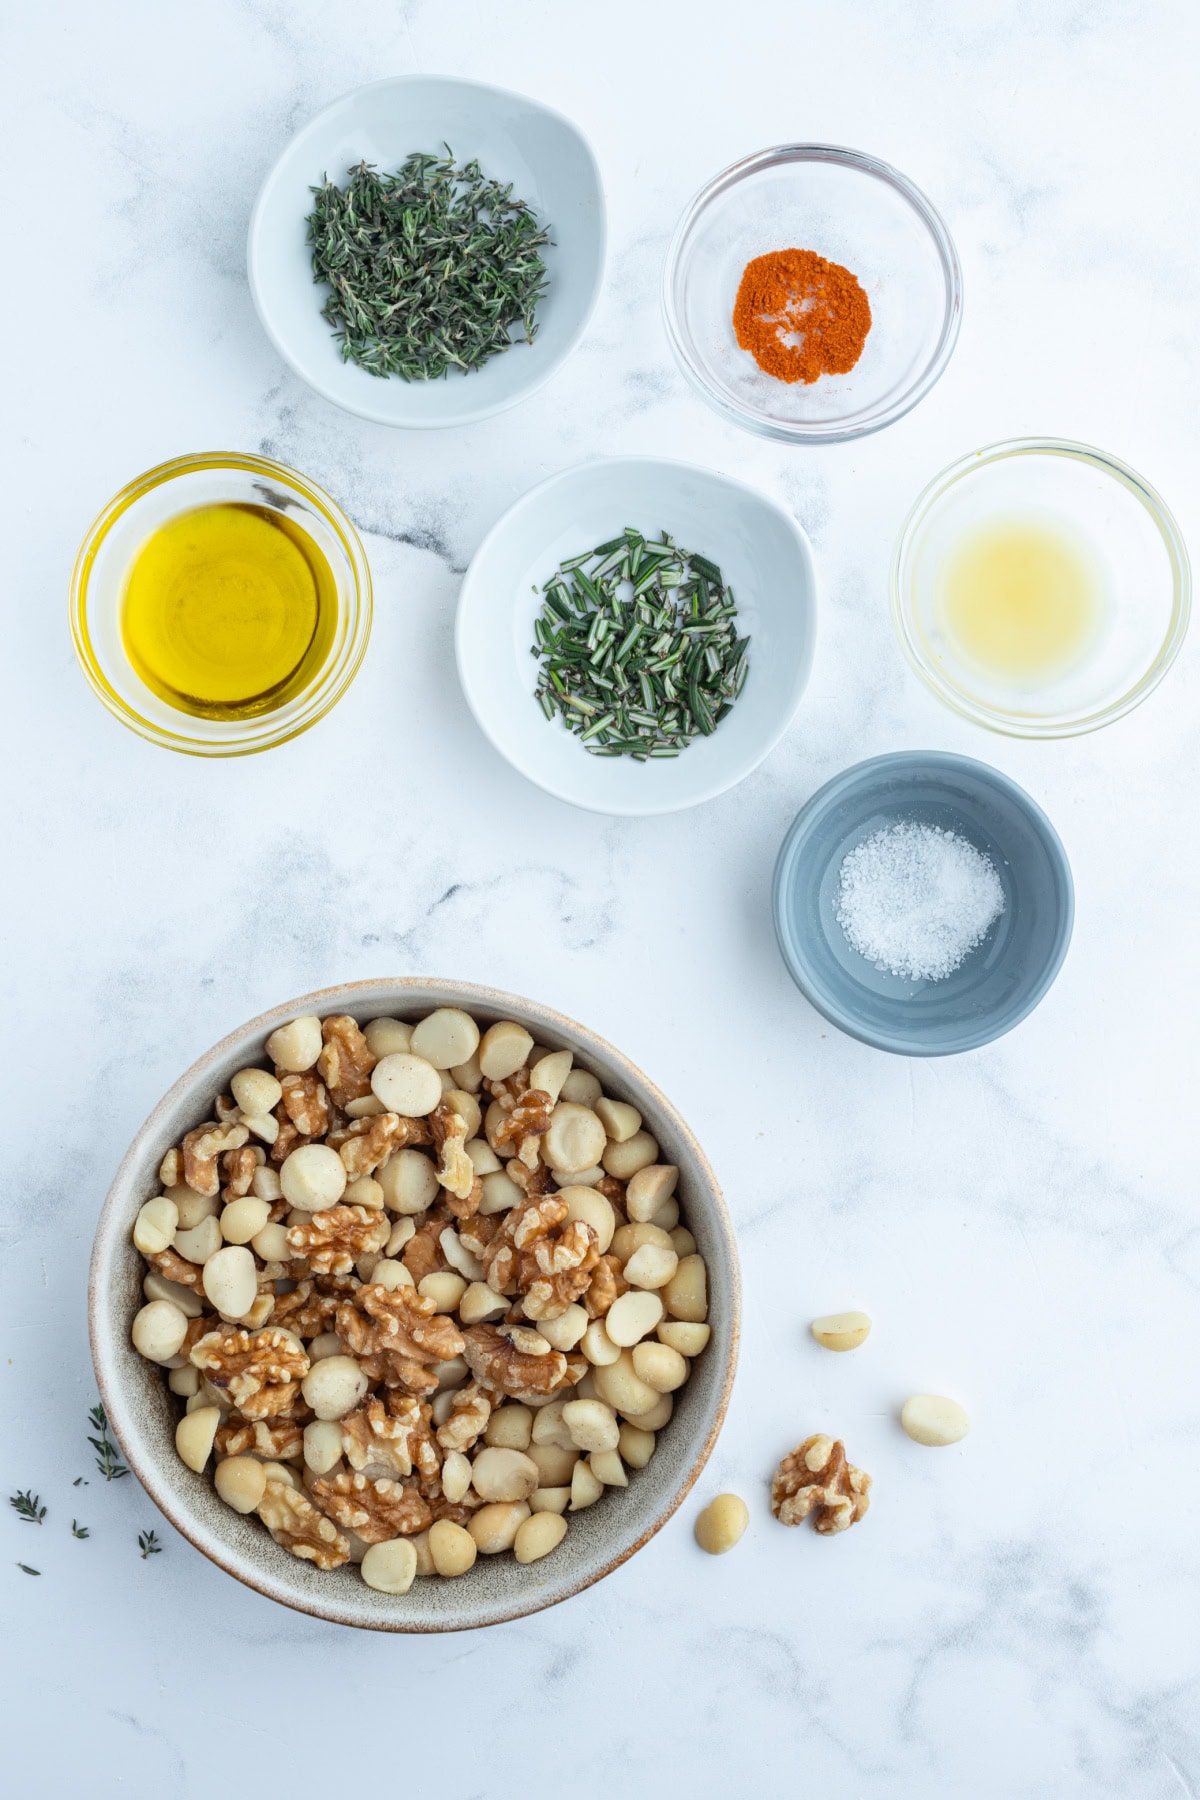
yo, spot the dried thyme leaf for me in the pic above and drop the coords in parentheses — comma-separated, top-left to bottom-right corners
(531, 529, 750, 759)
(306, 151, 552, 381)
(87, 1404, 128, 1483)
(16, 1563, 40, 1576)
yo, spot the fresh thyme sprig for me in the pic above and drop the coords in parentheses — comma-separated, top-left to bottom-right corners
(531, 528, 750, 758)
(307, 152, 552, 381)
(9, 1490, 46, 1525)
(88, 1405, 128, 1482)
(138, 1530, 162, 1559)
(71, 1521, 90, 1539)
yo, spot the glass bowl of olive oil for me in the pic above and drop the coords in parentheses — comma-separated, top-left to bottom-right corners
(70, 452, 372, 755)
(891, 439, 1190, 738)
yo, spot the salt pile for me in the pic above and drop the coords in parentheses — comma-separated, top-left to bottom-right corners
(835, 819, 1005, 982)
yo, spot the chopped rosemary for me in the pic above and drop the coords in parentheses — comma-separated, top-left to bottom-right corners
(9, 1490, 45, 1525)
(88, 1404, 128, 1482)
(307, 152, 552, 381)
(138, 1530, 163, 1559)
(531, 529, 750, 758)
(71, 1521, 90, 1539)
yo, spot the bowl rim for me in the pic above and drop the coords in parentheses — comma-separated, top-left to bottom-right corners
(88, 976, 740, 1631)
(890, 436, 1193, 738)
(454, 453, 817, 815)
(771, 750, 1075, 1056)
(661, 141, 964, 445)
(68, 450, 374, 758)
(246, 74, 607, 429)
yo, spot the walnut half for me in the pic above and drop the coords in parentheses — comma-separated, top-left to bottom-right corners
(770, 1436, 871, 1535)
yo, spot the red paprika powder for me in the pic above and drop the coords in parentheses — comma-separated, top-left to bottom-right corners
(733, 248, 871, 385)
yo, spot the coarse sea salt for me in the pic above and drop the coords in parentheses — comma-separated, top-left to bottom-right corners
(835, 819, 1005, 982)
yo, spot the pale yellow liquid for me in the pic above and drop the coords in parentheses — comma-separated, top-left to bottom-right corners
(938, 516, 1103, 684)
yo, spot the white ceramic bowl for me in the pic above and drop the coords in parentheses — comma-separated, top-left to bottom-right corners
(455, 457, 817, 814)
(89, 979, 739, 1632)
(247, 77, 606, 428)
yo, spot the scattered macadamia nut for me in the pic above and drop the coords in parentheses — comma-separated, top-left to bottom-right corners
(215, 1455, 267, 1513)
(132, 1299, 189, 1363)
(470, 1448, 539, 1502)
(605, 1290, 664, 1347)
(220, 1196, 270, 1245)
(301, 1356, 369, 1421)
(469, 1501, 531, 1553)
(134, 1196, 178, 1256)
(514, 1510, 568, 1563)
(657, 1321, 710, 1356)
(173, 1214, 222, 1265)
(370, 1051, 442, 1117)
(695, 1493, 748, 1555)
(543, 1103, 607, 1175)
(429, 1519, 477, 1576)
(901, 1395, 970, 1446)
(529, 1049, 573, 1103)
(280, 1142, 347, 1212)
(411, 1008, 480, 1070)
(632, 1340, 688, 1392)
(560, 1185, 616, 1254)
(377, 1146, 440, 1215)
(202, 1245, 258, 1318)
(562, 1399, 621, 1454)
(602, 1129, 659, 1180)
(265, 1016, 322, 1073)
(811, 1310, 873, 1353)
(231, 1067, 282, 1117)
(626, 1164, 679, 1222)
(478, 1021, 535, 1081)
(623, 1243, 679, 1291)
(364, 1017, 412, 1058)
(361, 1537, 419, 1594)
(176, 1405, 220, 1473)
(560, 1068, 602, 1107)
(128, 1004, 715, 1595)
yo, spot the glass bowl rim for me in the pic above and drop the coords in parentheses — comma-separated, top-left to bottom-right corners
(69, 450, 373, 757)
(661, 141, 964, 446)
(889, 436, 1192, 739)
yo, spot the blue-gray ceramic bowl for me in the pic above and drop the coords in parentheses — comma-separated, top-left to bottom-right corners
(772, 751, 1073, 1055)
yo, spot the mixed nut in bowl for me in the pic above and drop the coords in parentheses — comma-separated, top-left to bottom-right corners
(88, 980, 738, 1630)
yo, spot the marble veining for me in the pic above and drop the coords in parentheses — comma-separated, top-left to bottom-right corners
(2, 0, 1199, 1794)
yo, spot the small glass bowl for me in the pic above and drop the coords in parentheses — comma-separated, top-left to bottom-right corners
(891, 439, 1191, 738)
(662, 144, 962, 444)
(70, 452, 372, 756)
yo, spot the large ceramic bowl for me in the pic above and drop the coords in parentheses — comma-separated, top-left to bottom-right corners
(248, 77, 606, 428)
(88, 979, 739, 1631)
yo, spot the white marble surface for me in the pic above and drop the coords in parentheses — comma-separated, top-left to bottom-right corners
(4, 2, 1199, 1793)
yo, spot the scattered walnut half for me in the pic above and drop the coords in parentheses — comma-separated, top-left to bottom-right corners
(190, 1326, 310, 1418)
(258, 1475, 350, 1570)
(770, 1436, 872, 1535)
(311, 1470, 432, 1543)
(286, 1204, 389, 1276)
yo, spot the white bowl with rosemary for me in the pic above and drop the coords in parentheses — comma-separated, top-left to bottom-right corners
(247, 77, 605, 428)
(455, 458, 817, 815)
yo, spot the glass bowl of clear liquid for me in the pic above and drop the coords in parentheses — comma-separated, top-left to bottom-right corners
(891, 439, 1190, 738)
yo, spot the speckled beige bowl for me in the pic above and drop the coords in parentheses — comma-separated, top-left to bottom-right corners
(89, 979, 739, 1631)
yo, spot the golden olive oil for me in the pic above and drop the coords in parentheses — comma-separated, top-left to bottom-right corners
(938, 516, 1104, 684)
(120, 503, 338, 720)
